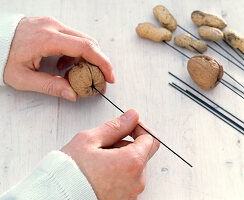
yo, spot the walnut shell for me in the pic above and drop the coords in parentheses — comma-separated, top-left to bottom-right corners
(187, 55, 223, 90)
(68, 62, 105, 98)
(191, 10, 227, 30)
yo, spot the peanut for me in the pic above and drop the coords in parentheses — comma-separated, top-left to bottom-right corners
(191, 10, 227, 30)
(198, 26, 223, 42)
(223, 30, 244, 54)
(136, 22, 172, 42)
(153, 5, 177, 32)
(187, 55, 223, 90)
(174, 33, 207, 53)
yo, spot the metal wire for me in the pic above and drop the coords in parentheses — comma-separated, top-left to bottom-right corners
(169, 83, 244, 135)
(168, 72, 244, 124)
(93, 86, 193, 167)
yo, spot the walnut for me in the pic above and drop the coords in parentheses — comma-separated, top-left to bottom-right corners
(187, 55, 223, 90)
(68, 62, 105, 98)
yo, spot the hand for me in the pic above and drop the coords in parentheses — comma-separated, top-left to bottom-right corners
(61, 109, 160, 200)
(3, 17, 115, 101)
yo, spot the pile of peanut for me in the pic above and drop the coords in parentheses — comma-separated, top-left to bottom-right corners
(136, 5, 244, 54)
(191, 10, 244, 54)
(136, 5, 243, 90)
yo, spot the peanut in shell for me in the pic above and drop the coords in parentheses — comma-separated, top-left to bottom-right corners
(223, 30, 244, 53)
(191, 10, 227, 30)
(174, 33, 207, 53)
(198, 26, 223, 42)
(136, 22, 172, 42)
(153, 5, 177, 32)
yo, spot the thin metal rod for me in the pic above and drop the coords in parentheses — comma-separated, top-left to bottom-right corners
(93, 86, 192, 167)
(169, 83, 244, 135)
(224, 71, 244, 89)
(177, 25, 244, 71)
(168, 72, 244, 124)
(214, 41, 244, 67)
(184, 88, 244, 132)
(223, 40, 244, 61)
(220, 81, 244, 100)
(137, 123, 192, 167)
(164, 42, 190, 59)
(222, 79, 244, 95)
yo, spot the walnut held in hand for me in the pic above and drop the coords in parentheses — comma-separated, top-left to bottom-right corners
(187, 55, 223, 90)
(68, 62, 105, 98)
(153, 5, 177, 32)
(191, 10, 227, 30)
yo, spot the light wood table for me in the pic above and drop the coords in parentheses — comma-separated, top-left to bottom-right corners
(0, 0, 243, 199)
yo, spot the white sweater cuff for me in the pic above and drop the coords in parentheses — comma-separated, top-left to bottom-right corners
(0, 13, 24, 86)
(0, 151, 97, 200)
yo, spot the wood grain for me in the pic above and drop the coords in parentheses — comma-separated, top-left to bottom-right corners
(0, 0, 243, 199)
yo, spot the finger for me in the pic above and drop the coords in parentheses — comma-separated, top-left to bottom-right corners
(90, 109, 139, 147)
(100, 82, 106, 94)
(64, 69, 70, 81)
(58, 25, 100, 48)
(57, 56, 85, 70)
(46, 32, 115, 83)
(113, 140, 132, 148)
(17, 69, 77, 101)
(131, 123, 160, 161)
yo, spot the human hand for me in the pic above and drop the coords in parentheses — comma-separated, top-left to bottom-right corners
(61, 109, 160, 200)
(3, 17, 115, 101)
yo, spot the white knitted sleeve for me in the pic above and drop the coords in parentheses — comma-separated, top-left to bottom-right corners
(0, 13, 24, 86)
(0, 151, 97, 200)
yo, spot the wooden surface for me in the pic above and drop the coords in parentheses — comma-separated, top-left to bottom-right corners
(0, 0, 244, 199)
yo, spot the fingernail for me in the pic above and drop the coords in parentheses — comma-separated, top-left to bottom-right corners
(120, 109, 137, 121)
(61, 88, 77, 102)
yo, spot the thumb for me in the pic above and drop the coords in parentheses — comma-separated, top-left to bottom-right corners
(91, 109, 139, 147)
(19, 70, 77, 101)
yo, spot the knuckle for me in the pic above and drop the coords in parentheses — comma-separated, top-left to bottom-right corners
(104, 119, 121, 132)
(41, 79, 57, 96)
(40, 16, 58, 24)
(83, 39, 96, 50)
(89, 38, 99, 47)
(35, 28, 56, 44)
